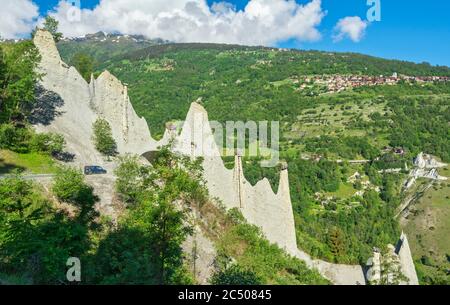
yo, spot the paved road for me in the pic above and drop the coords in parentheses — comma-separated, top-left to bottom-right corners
(336, 159, 371, 164)
(0, 174, 55, 180)
(302, 156, 371, 164)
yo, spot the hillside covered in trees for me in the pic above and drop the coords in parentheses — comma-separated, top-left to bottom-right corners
(57, 40, 450, 284)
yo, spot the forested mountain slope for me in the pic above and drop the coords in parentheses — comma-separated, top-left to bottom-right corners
(54, 40, 450, 284)
(57, 32, 167, 72)
(75, 43, 450, 138)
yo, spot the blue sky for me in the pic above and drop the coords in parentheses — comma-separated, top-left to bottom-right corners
(31, 0, 450, 66)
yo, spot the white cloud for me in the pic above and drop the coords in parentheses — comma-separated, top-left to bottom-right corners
(0, 0, 39, 39)
(333, 16, 368, 42)
(44, 0, 325, 46)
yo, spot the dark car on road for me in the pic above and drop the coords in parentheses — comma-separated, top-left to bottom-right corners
(84, 166, 107, 175)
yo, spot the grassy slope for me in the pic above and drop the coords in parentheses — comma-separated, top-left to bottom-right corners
(196, 201, 329, 285)
(0, 150, 58, 174)
(402, 168, 450, 284)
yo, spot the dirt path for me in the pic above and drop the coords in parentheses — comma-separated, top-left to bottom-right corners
(396, 180, 434, 219)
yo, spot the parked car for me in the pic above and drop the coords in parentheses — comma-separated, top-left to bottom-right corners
(84, 166, 107, 175)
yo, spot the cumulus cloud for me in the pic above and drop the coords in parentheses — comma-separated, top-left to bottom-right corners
(333, 16, 368, 42)
(0, 0, 39, 39)
(44, 0, 325, 46)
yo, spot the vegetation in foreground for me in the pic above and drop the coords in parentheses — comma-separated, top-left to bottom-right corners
(0, 32, 66, 175)
(0, 148, 328, 284)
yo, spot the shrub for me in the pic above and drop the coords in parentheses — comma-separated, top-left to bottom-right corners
(227, 208, 246, 225)
(71, 52, 95, 82)
(114, 155, 151, 204)
(211, 265, 263, 285)
(420, 255, 433, 266)
(0, 124, 33, 153)
(92, 118, 117, 156)
(30, 133, 65, 155)
(0, 124, 65, 156)
(52, 166, 98, 219)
